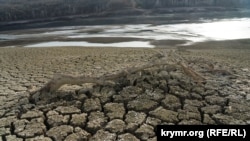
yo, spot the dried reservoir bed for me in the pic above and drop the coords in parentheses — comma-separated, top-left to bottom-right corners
(0, 40, 250, 140)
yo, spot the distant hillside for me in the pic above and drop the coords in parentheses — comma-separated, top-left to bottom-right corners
(0, 0, 249, 22)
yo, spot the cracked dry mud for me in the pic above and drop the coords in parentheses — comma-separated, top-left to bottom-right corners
(0, 47, 250, 141)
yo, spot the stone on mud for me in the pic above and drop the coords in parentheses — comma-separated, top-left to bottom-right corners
(105, 119, 126, 133)
(46, 111, 70, 127)
(125, 111, 146, 125)
(169, 86, 190, 98)
(205, 95, 227, 105)
(113, 86, 143, 102)
(14, 119, 46, 138)
(70, 113, 88, 127)
(184, 99, 204, 107)
(161, 95, 181, 110)
(5, 135, 23, 141)
(135, 124, 155, 140)
(0, 127, 10, 136)
(25, 136, 53, 141)
(117, 133, 140, 141)
(98, 86, 116, 104)
(246, 94, 250, 101)
(125, 111, 147, 132)
(192, 86, 205, 95)
(86, 111, 107, 133)
(138, 88, 165, 101)
(127, 99, 158, 111)
(46, 125, 73, 141)
(65, 127, 90, 141)
(146, 117, 161, 127)
(55, 106, 81, 115)
(149, 107, 178, 123)
(104, 103, 125, 120)
(20, 110, 44, 119)
(89, 130, 116, 141)
(183, 104, 199, 113)
(0, 116, 16, 127)
(178, 119, 202, 125)
(178, 110, 201, 121)
(203, 114, 216, 124)
(83, 98, 102, 112)
(201, 105, 222, 114)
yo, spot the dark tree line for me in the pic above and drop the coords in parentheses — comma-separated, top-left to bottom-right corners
(0, 0, 249, 22)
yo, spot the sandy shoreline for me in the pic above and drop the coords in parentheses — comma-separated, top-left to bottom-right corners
(0, 41, 250, 140)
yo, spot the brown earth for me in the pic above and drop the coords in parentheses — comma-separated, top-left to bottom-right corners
(0, 41, 250, 140)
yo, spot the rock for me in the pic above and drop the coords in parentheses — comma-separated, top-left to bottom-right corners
(135, 124, 155, 140)
(70, 113, 87, 127)
(25, 136, 53, 141)
(117, 133, 140, 141)
(46, 111, 70, 127)
(146, 137, 157, 141)
(183, 104, 199, 113)
(246, 94, 250, 101)
(190, 93, 203, 100)
(138, 88, 165, 101)
(158, 79, 169, 92)
(21, 110, 44, 119)
(125, 111, 146, 125)
(105, 119, 126, 133)
(127, 99, 158, 112)
(146, 117, 161, 127)
(98, 86, 116, 104)
(46, 125, 73, 141)
(86, 111, 107, 133)
(89, 130, 116, 141)
(168, 79, 179, 86)
(65, 127, 90, 141)
(113, 86, 143, 102)
(161, 95, 181, 110)
(77, 93, 88, 101)
(177, 110, 201, 121)
(184, 99, 204, 107)
(55, 106, 81, 115)
(149, 107, 178, 123)
(126, 123, 138, 132)
(0, 116, 16, 127)
(169, 86, 190, 98)
(125, 111, 147, 132)
(104, 103, 125, 120)
(205, 96, 227, 105)
(212, 114, 237, 124)
(0, 127, 10, 136)
(201, 105, 222, 115)
(5, 135, 23, 141)
(203, 114, 216, 124)
(14, 119, 46, 138)
(192, 86, 205, 95)
(18, 97, 29, 105)
(83, 98, 102, 112)
(178, 119, 202, 125)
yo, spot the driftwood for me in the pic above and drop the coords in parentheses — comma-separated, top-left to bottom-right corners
(178, 62, 206, 84)
(30, 49, 207, 103)
(32, 61, 175, 94)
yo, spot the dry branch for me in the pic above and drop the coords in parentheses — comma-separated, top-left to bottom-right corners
(30, 49, 207, 103)
(32, 60, 174, 95)
(178, 62, 206, 84)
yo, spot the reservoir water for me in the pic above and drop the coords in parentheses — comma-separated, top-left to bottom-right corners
(0, 18, 250, 48)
